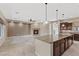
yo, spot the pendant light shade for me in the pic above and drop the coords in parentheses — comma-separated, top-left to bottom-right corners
(43, 3, 48, 24)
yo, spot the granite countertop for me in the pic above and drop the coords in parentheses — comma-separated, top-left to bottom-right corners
(35, 34, 73, 44)
(53, 34, 73, 42)
(71, 32, 79, 34)
(35, 35, 53, 44)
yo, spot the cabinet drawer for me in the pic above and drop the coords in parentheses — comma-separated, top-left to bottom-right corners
(60, 43, 65, 54)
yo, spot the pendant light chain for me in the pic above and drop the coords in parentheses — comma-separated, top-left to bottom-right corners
(62, 14, 64, 19)
(56, 9, 58, 20)
(45, 3, 47, 21)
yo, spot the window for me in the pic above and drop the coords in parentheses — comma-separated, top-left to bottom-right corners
(0, 25, 1, 36)
(0, 24, 4, 38)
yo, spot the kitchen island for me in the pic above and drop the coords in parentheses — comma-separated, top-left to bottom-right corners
(34, 34, 73, 56)
(72, 32, 79, 41)
(53, 34, 73, 56)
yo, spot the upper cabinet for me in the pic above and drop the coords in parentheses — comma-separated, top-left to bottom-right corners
(60, 22, 72, 30)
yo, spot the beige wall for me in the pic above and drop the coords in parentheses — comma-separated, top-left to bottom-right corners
(72, 22, 79, 27)
(39, 24, 49, 36)
(31, 23, 50, 36)
(8, 23, 31, 37)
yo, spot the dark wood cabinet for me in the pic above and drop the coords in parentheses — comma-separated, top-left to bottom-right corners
(74, 34, 79, 41)
(68, 36, 73, 46)
(60, 39, 65, 55)
(53, 41, 61, 56)
(64, 38, 68, 50)
(60, 22, 72, 30)
(53, 35, 73, 56)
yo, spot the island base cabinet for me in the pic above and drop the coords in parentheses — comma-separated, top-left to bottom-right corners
(53, 42, 61, 56)
(53, 35, 73, 56)
(68, 36, 73, 47)
(60, 40, 65, 55)
(53, 46, 60, 56)
(74, 34, 79, 41)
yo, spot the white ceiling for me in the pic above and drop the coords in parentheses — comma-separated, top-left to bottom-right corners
(0, 3, 79, 21)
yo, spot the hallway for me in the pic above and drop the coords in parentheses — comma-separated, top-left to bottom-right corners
(0, 36, 35, 56)
(62, 41, 79, 56)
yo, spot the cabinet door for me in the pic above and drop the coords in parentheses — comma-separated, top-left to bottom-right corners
(71, 35, 73, 44)
(67, 37, 70, 48)
(64, 38, 68, 50)
(68, 39, 72, 46)
(53, 42, 61, 56)
(74, 34, 79, 41)
(60, 40, 65, 55)
(68, 36, 73, 46)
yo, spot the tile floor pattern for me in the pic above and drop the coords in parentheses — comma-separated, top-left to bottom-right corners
(62, 41, 79, 56)
(0, 36, 36, 56)
(0, 36, 79, 56)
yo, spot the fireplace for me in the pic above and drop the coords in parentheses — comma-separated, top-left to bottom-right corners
(33, 29, 39, 35)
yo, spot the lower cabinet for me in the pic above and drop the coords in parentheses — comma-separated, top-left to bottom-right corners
(53, 41, 61, 56)
(53, 35, 73, 56)
(74, 34, 79, 41)
(60, 39, 65, 55)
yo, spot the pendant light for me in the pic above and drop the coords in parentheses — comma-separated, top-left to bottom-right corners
(62, 14, 64, 19)
(61, 14, 65, 27)
(44, 3, 48, 24)
(56, 9, 58, 20)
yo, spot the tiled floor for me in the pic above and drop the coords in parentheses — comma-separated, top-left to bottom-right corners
(0, 36, 36, 56)
(0, 36, 79, 56)
(62, 41, 79, 56)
